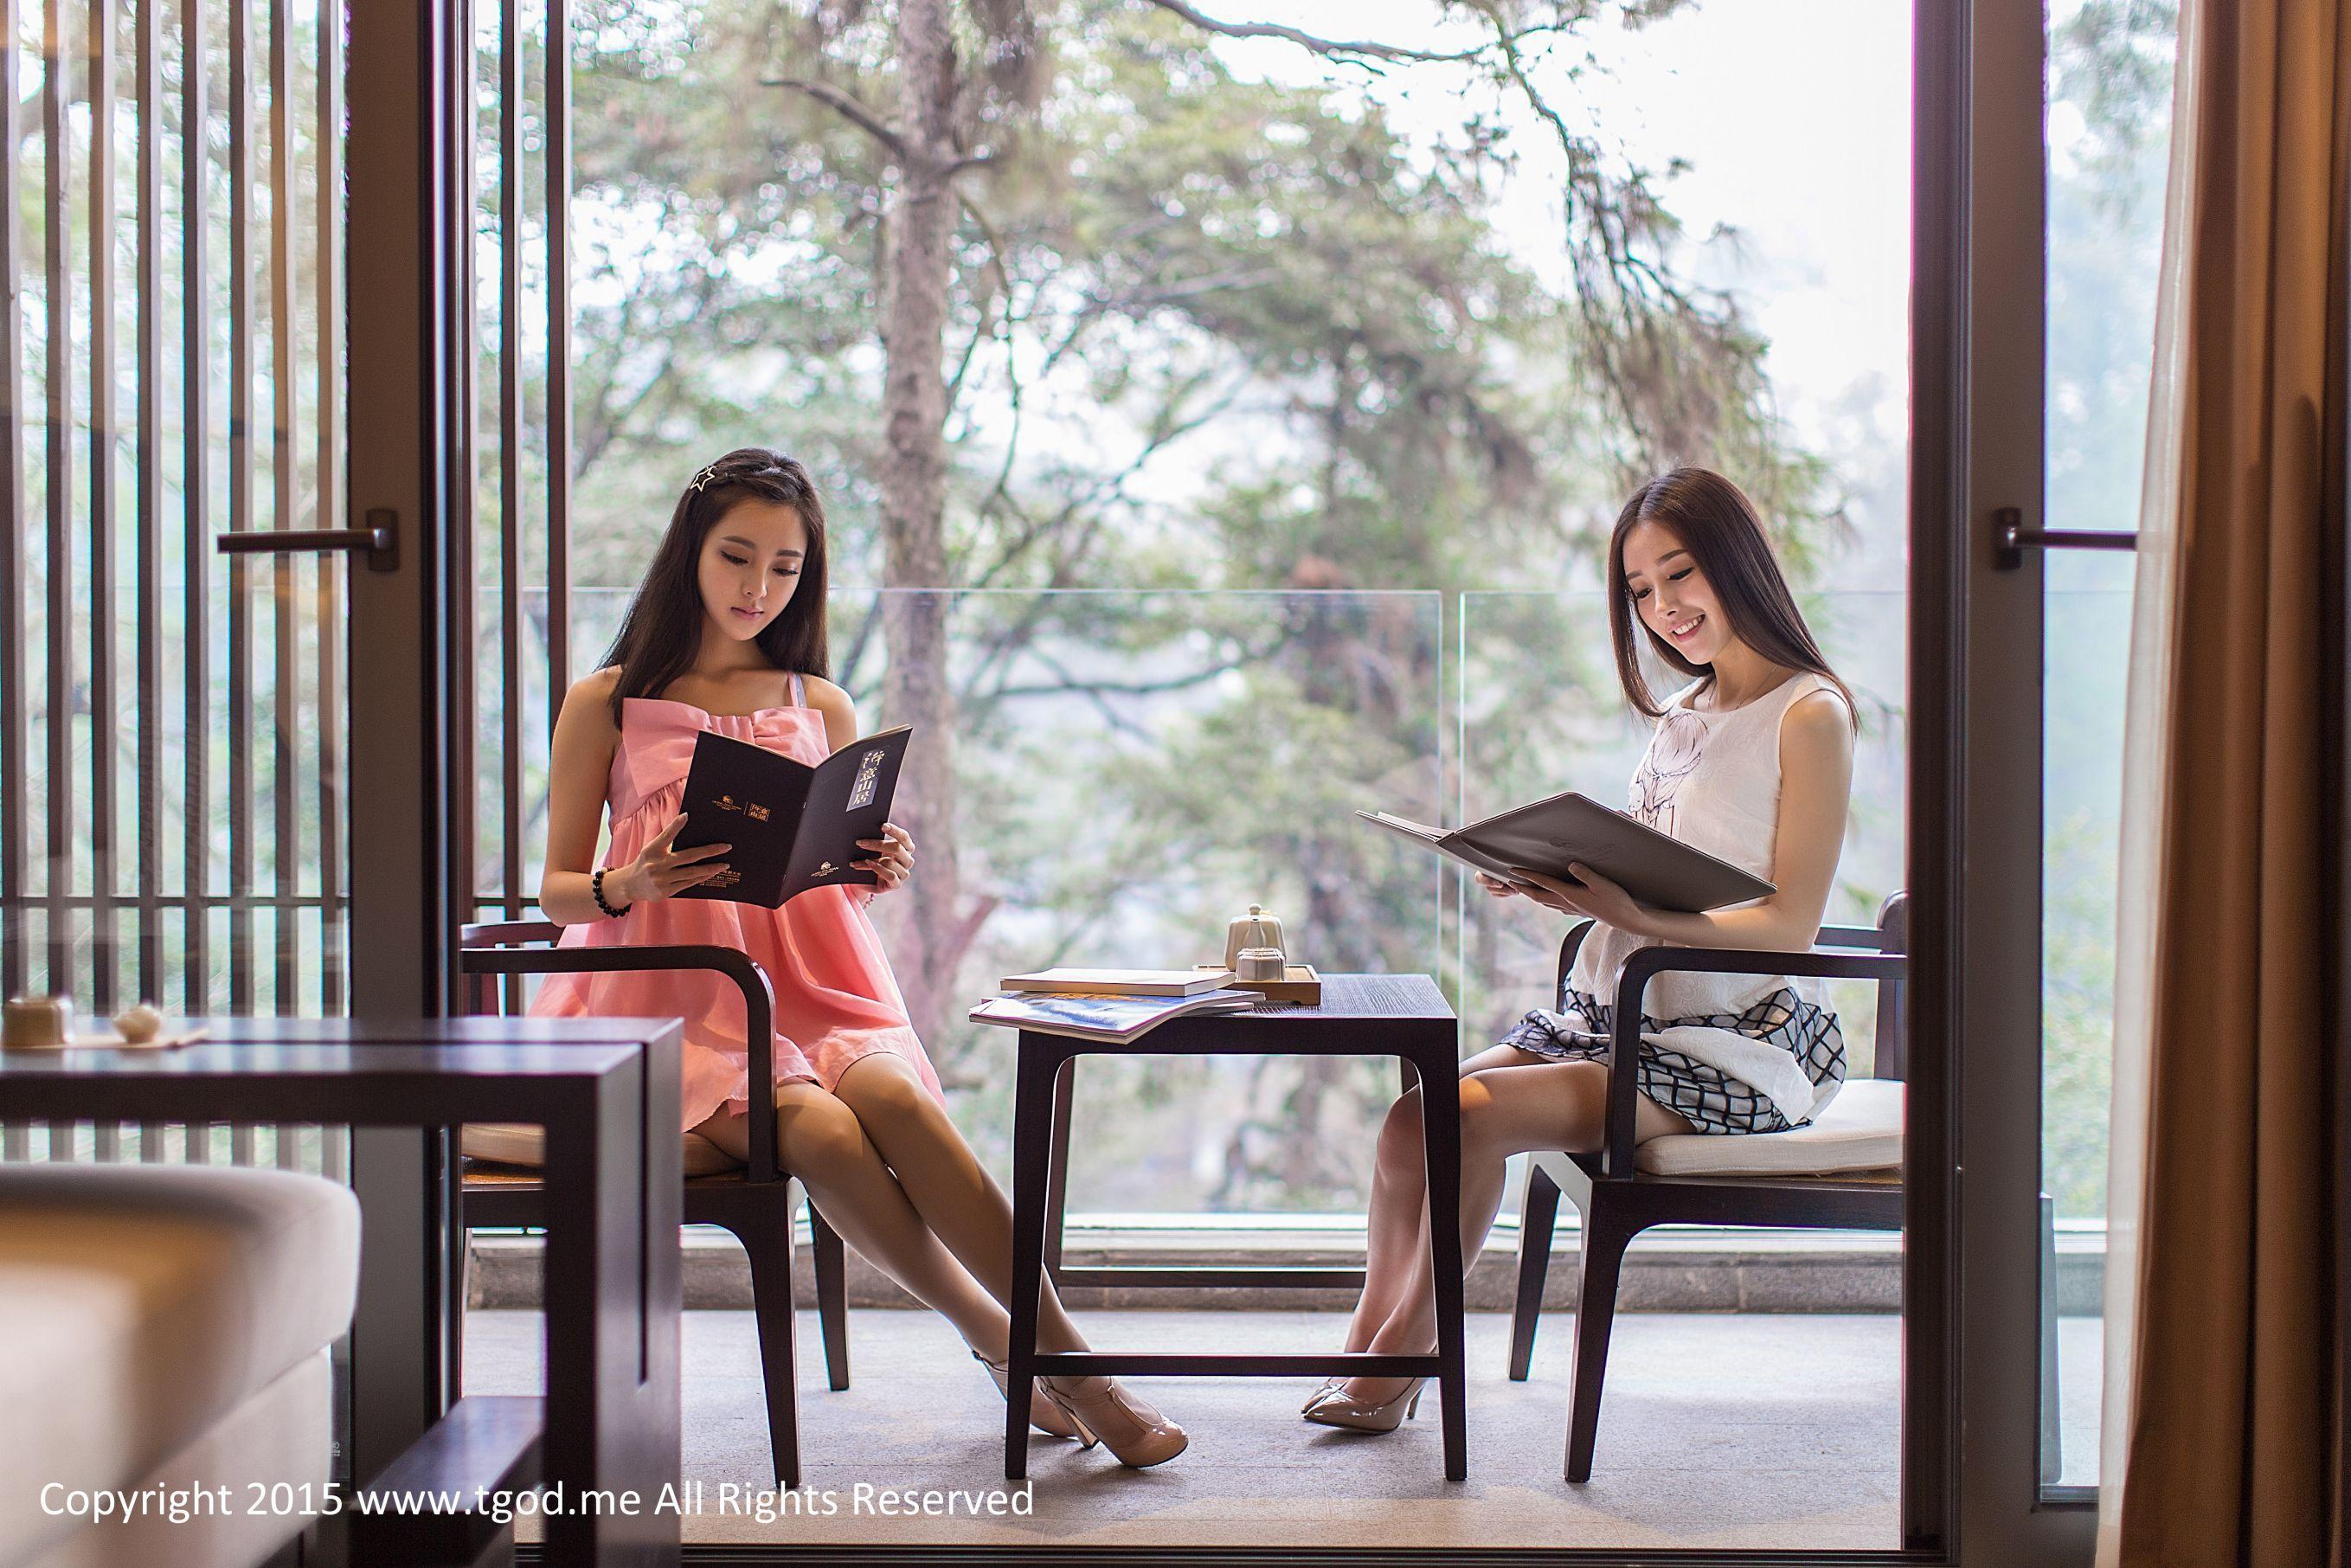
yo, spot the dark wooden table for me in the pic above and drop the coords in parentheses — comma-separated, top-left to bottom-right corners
(1002, 973, 1469, 1481)
(0, 1016, 683, 1567)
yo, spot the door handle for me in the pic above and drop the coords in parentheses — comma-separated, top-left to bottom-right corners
(1991, 506, 2137, 570)
(216, 507, 398, 572)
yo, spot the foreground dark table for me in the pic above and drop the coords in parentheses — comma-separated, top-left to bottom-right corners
(0, 1016, 683, 1567)
(1002, 974, 1468, 1481)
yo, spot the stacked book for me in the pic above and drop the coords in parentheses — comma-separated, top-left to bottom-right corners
(969, 968, 1259, 1044)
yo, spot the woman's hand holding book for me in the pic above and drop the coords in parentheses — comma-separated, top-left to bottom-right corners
(611, 815, 734, 904)
(852, 821, 915, 896)
(1506, 862, 1654, 936)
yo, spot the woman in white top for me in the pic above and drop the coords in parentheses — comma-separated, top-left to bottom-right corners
(1306, 466, 1859, 1433)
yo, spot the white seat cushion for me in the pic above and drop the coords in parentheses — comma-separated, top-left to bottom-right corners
(0, 1165, 357, 1567)
(25, 1352, 331, 1568)
(462, 1122, 742, 1179)
(1635, 1076, 1905, 1176)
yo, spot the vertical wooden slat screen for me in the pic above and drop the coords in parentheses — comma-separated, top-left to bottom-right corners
(178, 0, 209, 1015)
(253, 0, 285, 1162)
(315, 0, 344, 1016)
(134, 0, 162, 1002)
(2, 3, 27, 1004)
(546, 0, 570, 727)
(42, 0, 72, 992)
(452, 0, 571, 927)
(2, 0, 573, 1063)
(270, 0, 296, 1012)
(498, 0, 522, 921)
(449, 0, 476, 940)
(88, 0, 117, 1170)
(88, 0, 119, 1019)
(2, 0, 355, 1172)
(227, 0, 255, 1018)
(134, 0, 164, 1166)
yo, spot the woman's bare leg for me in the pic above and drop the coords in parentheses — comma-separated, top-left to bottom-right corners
(1345, 1089, 1432, 1352)
(819, 1055, 1190, 1463)
(828, 1052, 1095, 1359)
(1343, 1059, 1693, 1404)
(691, 1081, 1008, 1355)
(1342, 1045, 1549, 1352)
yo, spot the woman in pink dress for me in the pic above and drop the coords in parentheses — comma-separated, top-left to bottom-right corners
(529, 447, 1185, 1468)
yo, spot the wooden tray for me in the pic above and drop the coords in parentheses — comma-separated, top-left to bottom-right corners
(3, 1025, 209, 1052)
(1199, 964, 1321, 1005)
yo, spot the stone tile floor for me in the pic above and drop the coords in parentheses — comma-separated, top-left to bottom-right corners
(464, 1308, 2104, 1551)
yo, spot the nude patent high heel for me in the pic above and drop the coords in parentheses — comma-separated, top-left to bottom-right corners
(973, 1350, 1088, 1442)
(1301, 1376, 1425, 1434)
(1036, 1377, 1189, 1468)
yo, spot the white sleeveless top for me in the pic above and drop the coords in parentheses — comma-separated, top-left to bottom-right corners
(1559, 670, 1848, 1122)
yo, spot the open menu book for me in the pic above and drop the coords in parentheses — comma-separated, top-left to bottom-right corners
(1356, 791, 1775, 914)
(669, 725, 911, 908)
(969, 988, 1259, 1044)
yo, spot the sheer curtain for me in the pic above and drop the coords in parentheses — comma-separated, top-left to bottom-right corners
(2093, 0, 2197, 1543)
(2097, 0, 2348, 1560)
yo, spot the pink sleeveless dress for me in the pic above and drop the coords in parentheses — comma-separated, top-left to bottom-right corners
(528, 676, 946, 1131)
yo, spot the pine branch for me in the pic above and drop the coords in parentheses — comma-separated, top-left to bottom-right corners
(1142, 0, 1507, 67)
(764, 74, 908, 161)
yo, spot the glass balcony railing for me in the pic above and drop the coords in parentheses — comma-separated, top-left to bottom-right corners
(443, 582, 2127, 1259)
(500, 588, 1450, 1215)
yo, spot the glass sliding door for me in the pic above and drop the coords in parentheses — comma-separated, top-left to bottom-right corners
(1915, 0, 2155, 1553)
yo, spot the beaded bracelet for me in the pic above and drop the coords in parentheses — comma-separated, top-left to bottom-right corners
(591, 867, 631, 919)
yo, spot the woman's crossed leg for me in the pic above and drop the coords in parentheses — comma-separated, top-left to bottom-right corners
(692, 1052, 1185, 1462)
(1333, 1044, 1692, 1406)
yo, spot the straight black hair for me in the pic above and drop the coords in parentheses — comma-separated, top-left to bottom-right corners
(601, 447, 831, 723)
(1606, 466, 1856, 723)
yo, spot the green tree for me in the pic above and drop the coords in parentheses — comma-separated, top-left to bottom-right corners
(556, 0, 1841, 1195)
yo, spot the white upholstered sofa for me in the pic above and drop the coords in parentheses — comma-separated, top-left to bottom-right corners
(0, 1162, 358, 1568)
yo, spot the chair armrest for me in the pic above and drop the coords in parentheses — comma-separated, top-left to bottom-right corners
(460, 943, 783, 1186)
(1600, 943, 1907, 1178)
(462, 919, 565, 947)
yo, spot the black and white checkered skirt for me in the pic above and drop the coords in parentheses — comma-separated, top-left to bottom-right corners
(1497, 985, 1847, 1135)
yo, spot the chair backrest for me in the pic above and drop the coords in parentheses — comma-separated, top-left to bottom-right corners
(1552, 890, 1909, 1082)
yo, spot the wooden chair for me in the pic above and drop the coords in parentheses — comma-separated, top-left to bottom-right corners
(1506, 894, 2063, 1484)
(454, 921, 852, 1489)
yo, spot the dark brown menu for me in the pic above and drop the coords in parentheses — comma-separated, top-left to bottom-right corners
(670, 725, 911, 908)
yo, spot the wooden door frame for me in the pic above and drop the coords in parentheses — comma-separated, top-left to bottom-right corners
(343, 0, 468, 1488)
(1911, 0, 2098, 1558)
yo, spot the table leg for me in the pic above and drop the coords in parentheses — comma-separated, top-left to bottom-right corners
(1415, 1040, 1469, 1482)
(1005, 1033, 1062, 1481)
(541, 1051, 682, 1564)
(1044, 1057, 1076, 1277)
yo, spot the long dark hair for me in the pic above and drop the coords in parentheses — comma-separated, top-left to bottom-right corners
(601, 447, 831, 722)
(1605, 466, 1855, 723)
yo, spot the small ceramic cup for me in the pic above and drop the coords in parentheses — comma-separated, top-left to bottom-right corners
(1236, 947, 1288, 982)
(112, 1003, 166, 1045)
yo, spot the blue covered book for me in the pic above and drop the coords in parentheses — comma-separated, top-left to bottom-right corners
(968, 987, 1259, 1044)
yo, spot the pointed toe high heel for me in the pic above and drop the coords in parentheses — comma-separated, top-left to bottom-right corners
(1302, 1375, 1346, 1414)
(1037, 1377, 1188, 1468)
(1301, 1376, 1425, 1434)
(973, 1350, 1089, 1443)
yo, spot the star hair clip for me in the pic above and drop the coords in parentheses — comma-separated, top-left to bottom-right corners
(691, 464, 722, 493)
